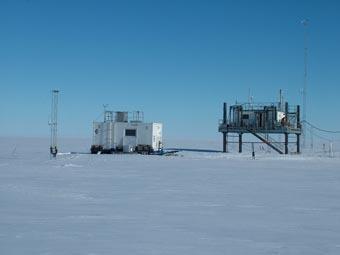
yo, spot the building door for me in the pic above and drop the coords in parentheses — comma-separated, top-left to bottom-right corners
(123, 129, 137, 149)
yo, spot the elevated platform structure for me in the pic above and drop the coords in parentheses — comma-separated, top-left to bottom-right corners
(218, 101, 302, 154)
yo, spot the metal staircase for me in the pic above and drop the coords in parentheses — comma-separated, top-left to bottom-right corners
(247, 130, 284, 154)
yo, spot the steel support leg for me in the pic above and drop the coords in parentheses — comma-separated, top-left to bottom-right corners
(223, 132, 227, 153)
(285, 133, 289, 154)
(239, 133, 242, 153)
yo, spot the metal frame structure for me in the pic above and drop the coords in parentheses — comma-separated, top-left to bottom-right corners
(301, 19, 309, 149)
(218, 101, 302, 154)
(49, 90, 59, 157)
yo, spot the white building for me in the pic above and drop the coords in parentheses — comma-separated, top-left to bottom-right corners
(91, 111, 163, 154)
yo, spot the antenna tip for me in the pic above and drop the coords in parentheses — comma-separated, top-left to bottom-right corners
(301, 19, 309, 25)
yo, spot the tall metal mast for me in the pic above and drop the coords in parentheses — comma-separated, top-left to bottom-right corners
(49, 90, 59, 157)
(278, 89, 284, 111)
(301, 19, 308, 149)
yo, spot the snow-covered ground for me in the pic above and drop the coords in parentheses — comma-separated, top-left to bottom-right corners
(1, 137, 340, 254)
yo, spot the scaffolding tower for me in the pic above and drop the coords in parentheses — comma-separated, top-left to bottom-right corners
(49, 90, 59, 157)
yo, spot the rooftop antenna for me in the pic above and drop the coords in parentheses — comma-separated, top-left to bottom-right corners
(278, 89, 284, 111)
(248, 88, 253, 105)
(103, 104, 109, 121)
(301, 19, 309, 149)
(49, 90, 59, 158)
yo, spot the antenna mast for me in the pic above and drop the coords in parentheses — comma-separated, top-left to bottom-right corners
(278, 89, 284, 111)
(301, 19, 308, 149)
(49, 90, 59, 158)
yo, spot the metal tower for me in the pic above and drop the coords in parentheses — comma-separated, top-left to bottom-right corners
(49, 90, 59, 157)
(301, 19, 308, 149)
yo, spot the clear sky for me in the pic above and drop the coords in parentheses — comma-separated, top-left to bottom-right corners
(1, 0, 339, 140)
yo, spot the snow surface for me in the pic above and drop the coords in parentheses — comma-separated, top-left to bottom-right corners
(1, 137, 340, 254)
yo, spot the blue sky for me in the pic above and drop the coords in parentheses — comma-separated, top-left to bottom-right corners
(1, 0, 340, 140)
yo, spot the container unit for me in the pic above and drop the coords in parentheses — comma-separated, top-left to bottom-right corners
(121, 122, 162, 153)
(91, 111, 162, 154)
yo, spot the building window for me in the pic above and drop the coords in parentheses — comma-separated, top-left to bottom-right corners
(242, 114, 249, 119)
(125, 129, 136, 136)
